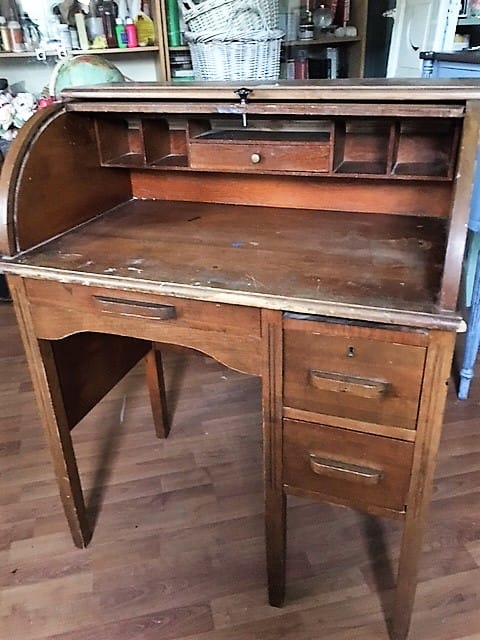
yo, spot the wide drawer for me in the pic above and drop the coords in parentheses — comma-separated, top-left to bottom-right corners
(283, 419, 414, 513)
(189, 133, 331, 173)
(283, 320, 427, 430)
(25, 279, 260, 332)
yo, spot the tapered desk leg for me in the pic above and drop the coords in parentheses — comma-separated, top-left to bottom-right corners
(261, 309, 286, 607)
(391, 513, 424, 640)
(266, 488, 286, 607)
(459, 243, 480, 399)
(9, 277, 91, 547)
(145, 347, 170, 438)
(391, 330, 455, 640)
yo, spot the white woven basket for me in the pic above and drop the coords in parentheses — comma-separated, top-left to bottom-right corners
(180, 0, 279, 32)
(186, 2, 283, 81)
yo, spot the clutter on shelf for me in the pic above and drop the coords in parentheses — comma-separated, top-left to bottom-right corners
(0, 0, 155, 55)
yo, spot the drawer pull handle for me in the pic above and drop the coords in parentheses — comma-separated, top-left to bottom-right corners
(250, 152, 261, 164)
(309, 454, 383, 485)
(309, 370, 390, 399)
(93, 295, 177, 320)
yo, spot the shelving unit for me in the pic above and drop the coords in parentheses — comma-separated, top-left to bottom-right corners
(0, 0, 369, 89)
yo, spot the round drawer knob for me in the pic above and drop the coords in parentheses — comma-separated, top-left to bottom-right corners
(250, 152, 261, 164)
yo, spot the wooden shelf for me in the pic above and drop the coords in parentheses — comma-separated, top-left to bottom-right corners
(458, 16, 480, 26)
(0, 46, 159, 59)
(284, 36, 361, 47)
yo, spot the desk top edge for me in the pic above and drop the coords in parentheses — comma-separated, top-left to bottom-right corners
(60, 79, 480, 102)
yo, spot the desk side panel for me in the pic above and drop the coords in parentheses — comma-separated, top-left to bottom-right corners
(48, 332, 151, 429)
(0, 107, 132, 256)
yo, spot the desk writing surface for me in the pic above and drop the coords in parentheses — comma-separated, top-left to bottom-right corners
(9, 198, 447, 323)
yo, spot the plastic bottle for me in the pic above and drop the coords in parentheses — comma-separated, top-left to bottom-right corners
(75, 12, 90, 49)
(134, 12, 154, 46)
(58, 23, 73, 50)
(115, 17, 127, 48)
(165, 0, 181, 47)
(7, 19, 23, 52)
(125, 17, 138, 47)
(0, 16, 11, 52)
(69, 26, 80, 49)
(102, 0, 117, 47)
(20, 13, 40, 51)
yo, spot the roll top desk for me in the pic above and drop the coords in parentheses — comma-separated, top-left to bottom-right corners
(1, 80, 479, 639)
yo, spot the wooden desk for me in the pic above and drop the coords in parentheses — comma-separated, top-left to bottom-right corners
(1, 80, 479, 640)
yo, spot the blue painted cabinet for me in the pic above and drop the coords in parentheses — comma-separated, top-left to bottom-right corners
(422, 52, 480, 398)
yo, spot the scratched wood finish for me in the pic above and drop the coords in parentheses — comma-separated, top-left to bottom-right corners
(8, 200, 448, 321)
(1, 301, 479, 640)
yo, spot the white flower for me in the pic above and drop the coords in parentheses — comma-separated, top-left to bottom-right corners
(0, 102, 15, 132)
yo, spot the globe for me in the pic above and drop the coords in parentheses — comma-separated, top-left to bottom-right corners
(50, 54, 125, 97)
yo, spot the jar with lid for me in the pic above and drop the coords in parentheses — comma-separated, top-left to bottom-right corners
(7, 19, 23, 52)
(313, 4, 333, 32)
(298, 8, 314, 40)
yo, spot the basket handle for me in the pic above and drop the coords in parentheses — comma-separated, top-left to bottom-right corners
(178, 0, 197, 14)
(226, 1, 268, 35)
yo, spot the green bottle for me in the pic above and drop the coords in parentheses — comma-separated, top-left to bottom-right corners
(166, 0, 181, 47)
(115, 17, 127, 47)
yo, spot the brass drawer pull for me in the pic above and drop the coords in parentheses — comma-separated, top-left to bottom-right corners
(309, 369, 390, 399)
(309, 454, 383, 485)
(250, 152, 261, 164)
(93, 295, 177, 320)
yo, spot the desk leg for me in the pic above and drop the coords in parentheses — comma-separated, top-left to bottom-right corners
(145, 347, 170, 438)
(261, 309, 286, 607)
(459, 245, 480, 399)
(391, 331, 454, 640)
(8, 277, 91, 547)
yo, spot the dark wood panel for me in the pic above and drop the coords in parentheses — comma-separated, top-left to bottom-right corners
(48, 333, 150, 429)
(131, 171, 453, 216)
(2, 110, 132, 254)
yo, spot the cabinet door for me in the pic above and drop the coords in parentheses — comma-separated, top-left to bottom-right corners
(387, 0, 460, 77)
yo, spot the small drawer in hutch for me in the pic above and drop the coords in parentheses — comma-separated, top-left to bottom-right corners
(189, 129, 331, 173)
(283, 419, 414, 513)
(283, 318, 427, 431)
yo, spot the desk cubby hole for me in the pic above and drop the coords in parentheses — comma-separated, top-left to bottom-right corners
(143, 118, 189, 168)
(95, 116, 146, 168)
(333, 119, 393, 175)
(392, 119, 460, 178)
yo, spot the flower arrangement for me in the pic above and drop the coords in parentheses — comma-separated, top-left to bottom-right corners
(0, 89, 37, 143)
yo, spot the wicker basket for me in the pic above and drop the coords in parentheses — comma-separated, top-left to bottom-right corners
(185, 2, 283, 81)
(180, 0, 279, 32)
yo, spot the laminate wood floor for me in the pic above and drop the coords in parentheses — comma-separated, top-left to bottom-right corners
(1, 301, 479, 640)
